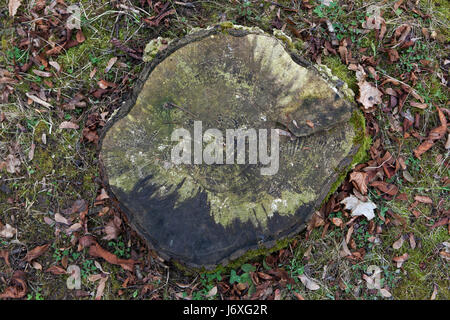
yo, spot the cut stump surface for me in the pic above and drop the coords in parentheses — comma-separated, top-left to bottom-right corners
(99, 27, 362, 268)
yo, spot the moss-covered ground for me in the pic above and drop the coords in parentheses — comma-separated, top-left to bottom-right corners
(0, 0, 448, 300)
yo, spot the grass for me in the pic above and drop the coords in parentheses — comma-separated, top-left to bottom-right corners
(0, 0, 449, 300)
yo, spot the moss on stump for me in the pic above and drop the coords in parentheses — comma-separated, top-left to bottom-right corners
(99, 26, 366, 269)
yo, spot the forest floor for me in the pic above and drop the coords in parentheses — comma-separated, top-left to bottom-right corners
(0, 0, 448, 300)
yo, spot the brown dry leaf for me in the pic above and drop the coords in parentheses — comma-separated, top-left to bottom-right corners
(88, 273, 108, 300)
(274, 288, 281, 300)
(76, 30, 86, 43)
(24, 244, 50, 263)
(414, 107, 447, 158)
(331, 217, 343, 227)
(298, 274, 320, 291)
(363, 15, 385, 30)
(392, 236, 404, 250)
(370, 181, 398, 196)
(8, 0, 21, 17)
(25, 93, 52, 108)
(305, 120, 314, 128)
(5, 154, 21, 174)
(414, 195, 432, 204)
(430, 284, 438, 300)
(0, 223, 17, 239)
(28, 143, 35, 161)
(357, 81, 383, 110)
(32, 261, 42, 270)
(88, 243, 135, 271)
(102, 216, 122, 241)
(32, 69, 52, 77)
(387, 49, 400, 63)
(349, 171, 368, 195)
(49, 61, 61, 72)
(0, 271, 27, 299)
(392, 253, 409, 268)
(54, 212, 71, 225)
(43, 216, 54, 225)
(96, 189, 109, 201)
(59, 121, 79, 130)
(293, 291, 305, 300)
(385, 88, 398, 97)
(66, 223, 82, 234)
(410, 101, 428, 109)
(346, 225, 354, 244)
(105, 57, 118, 73)
(0, 249, 10, 267)
(409, 233, 416, 249)
(78, 235, 97, 251)
(46, 265, 67, 275)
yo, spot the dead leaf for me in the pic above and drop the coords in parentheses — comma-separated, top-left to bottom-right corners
(25, 93, 52, 108)
(8, 0, 21, 17)
(298, 274, 320, 291)
(5, 154, 21, 174)
(24, 244, 49, 262)
(305, 120, 314, 128)
(46, 265, 67, 275)
(59, 121, 79, 130)
(414, 107, 447, 158)
(78, 235, 97, 251)
(205, 286, 217, 298)
(392, 236, 404, 250)
(408, 233, 416, 249)
(28, 143, 35, 161)
(357, 81, 383, 110)
(362, 8, 385, 30)
(331, 217, 343, 227)
(96, 189, 109, 201)
(49, 60, 61, 72)
(387, 49, 400, 63)
(0, 271, 27, 299)
(0, 223, 17, 239)
(370, 181, 398, 196)
(414, 195, 432, 204)
(430, 284, 438, 300)
(274, 288, 281, 300)
(349, 171, 368, 195)
(105, 57, 118, 73)
(54, 212, 71, 225)
(341, 195, 377, 220)
(410, 101, 428, 109)
(102, 216, 121, 240)
(66, 223, 82, 234)
(88, 243, 135, 271)
(76, 30, 86, 43)
(380, 288, 392, 298)
(88, 273, 108, 300)
(340, 239, 352, 257)
(32, 69, 52, 77)
(0, 250, 10, 267)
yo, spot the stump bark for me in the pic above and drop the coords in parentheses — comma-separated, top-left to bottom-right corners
(99, 26, 363, 268)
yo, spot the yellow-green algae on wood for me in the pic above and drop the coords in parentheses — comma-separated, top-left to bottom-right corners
(100, 25, 366, 268)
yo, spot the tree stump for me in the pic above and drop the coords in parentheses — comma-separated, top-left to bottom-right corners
(99, 26, 365, 269)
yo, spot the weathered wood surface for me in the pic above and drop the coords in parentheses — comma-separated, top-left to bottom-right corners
(99, 27, 361, 268)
